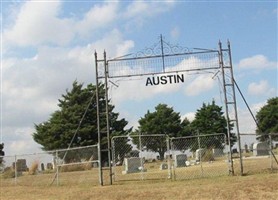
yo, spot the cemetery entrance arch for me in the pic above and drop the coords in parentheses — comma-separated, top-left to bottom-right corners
(94, 36, 243, 185)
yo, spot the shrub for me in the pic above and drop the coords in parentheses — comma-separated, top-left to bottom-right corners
(202, 150, 215, 162)
(29, 161, 39, 175)
(3, 167, 16, 179)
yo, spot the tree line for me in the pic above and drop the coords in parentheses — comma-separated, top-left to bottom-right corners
(31, 81, 277, 163)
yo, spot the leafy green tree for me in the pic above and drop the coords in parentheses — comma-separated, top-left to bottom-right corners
(256, 97, 278, 141)
(134, 104, 184, 160)
(171, 118, 194, 151)
(33, 81, 131, 163)
(190, 100, 235, 151)
(0, 143, 4, 167)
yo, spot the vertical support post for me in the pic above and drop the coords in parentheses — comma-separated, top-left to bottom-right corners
(56, 150, 59, 186)
(104, 51, 112, 185)
(95, 51, 103, 186)
(160, 34, 165, 73)
(111, 138, 116, 182)
(197, 130, 204, 176)
(227, 41, 243, 175)
(139, 133, 144, 180)
(166, 136, 172, 179)
(269, 134, 273, 171)
(219, 41, 234, 175)
(14, 155, 17, 186)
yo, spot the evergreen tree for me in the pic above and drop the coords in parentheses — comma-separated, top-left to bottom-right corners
(256, 97, 278, 141)
(190, 100, 235, 151)
(134, 104, 184, 160)
(33, 81, 131, 163)
(0, 143, 4, 167)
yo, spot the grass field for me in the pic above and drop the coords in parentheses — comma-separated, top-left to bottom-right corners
(1, 172, 278, 200)
(1, 153, 277, 200)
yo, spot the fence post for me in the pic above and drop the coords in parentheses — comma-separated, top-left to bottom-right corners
(197, 131, 204, 177)
(14, 155, 17, 186)
(111, 138, 115, 182)
(166, 136, 171, 179)
(139, 134, 144, 180)
(56, 150, 59, 186)
(269, 134, 273, 171)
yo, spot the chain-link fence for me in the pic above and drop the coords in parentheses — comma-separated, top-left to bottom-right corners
(234, 133, 278, 175)
(0, 145, 99, 187)
(111, 133, 230, 182)
(1, 133, 277, 186)
(112, 134, 171, 181)
(170, 133, 229, 180)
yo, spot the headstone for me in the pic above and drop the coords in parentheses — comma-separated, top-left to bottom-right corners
(41, 163, 45, 171)
(165, 154, 172, 160)
(13, 159, 27, 172)
(160, 163, 168, 170)
(93, 162, 98, 168)
(244, 144, 249, 153)
(253, 142, 269, 156)
(174, 154, 187, 167)
(46, 163, 53, 170)
(232, 149, 238, 154)
(212, 148, 224, 157)
(122, 157, 146, 174)
(196, 149, 205, 161)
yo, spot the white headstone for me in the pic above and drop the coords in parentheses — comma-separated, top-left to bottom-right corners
(122, 157, 146, 174)
(174, 154, 187, 167)
(253, 142, 269, 156)
(196, 149, 205, 161)
(213, 148, 224, 157)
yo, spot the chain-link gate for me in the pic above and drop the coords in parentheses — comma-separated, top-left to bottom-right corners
(111, 133, 230, 182)
(112, 134, 171, 181)
(170, 133, 229, 180)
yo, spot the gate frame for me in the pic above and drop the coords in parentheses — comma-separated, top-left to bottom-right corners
(94, 36, 243, 185)
(111, 134, 171, 182)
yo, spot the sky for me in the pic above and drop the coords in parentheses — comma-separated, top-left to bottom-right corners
(0, 0, 277, 156)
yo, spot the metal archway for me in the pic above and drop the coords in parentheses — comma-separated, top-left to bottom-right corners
(94, 36, 243, 185)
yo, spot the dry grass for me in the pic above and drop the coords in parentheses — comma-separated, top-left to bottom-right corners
(0, 155, 277, 199)
(0, 173, 277, 200)
(29, 161, 39, 175)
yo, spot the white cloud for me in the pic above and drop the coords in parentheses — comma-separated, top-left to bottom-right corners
(170, 26, 180, 40)
(237, 101, 266, 134)
(3, 1, 175, 48)
(2, 127, 42, 156)
(76, 2, 119, 37)
(4, 1, 75, 47)
(248, 80, 276, 96)
(124, 1, 175, 19)
(122, 1, 176, 30)
(185, 74, 215, 96)
(181, 112, 195, 122)
(238, 55, 277, 70)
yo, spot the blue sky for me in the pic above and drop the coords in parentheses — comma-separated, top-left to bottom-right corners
(1, 0, 277, 155)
